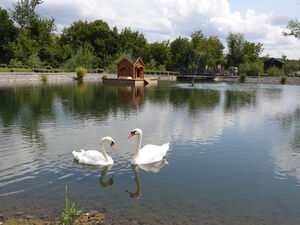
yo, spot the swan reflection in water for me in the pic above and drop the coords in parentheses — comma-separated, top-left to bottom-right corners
(126, 159, 168, 199)
(99, 165, 114, 189)
(74, 162, 114, 189)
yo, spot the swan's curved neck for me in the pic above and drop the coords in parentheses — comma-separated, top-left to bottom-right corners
(134, 133, 142, 159)
(100, 140, 109, 161)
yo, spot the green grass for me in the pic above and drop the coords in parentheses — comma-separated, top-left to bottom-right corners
(59, 185, 82, 225)
(0, 68, 10, 72)
(0, 68, 32, 72)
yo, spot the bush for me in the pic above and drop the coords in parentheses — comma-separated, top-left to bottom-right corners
(239, 74, 247, 83)
(239, 63, 263, 76)
(102, 74, 108, 80)
(64, 44, 97, 70)
(280, 76, 286, 84)
(27, 53, 43, 68)
(267, 67, 282, 76)
(41, 74, 48, 82)
(76, 66, 87, 81)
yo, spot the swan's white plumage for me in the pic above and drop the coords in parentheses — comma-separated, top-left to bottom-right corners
(129, 128, 169, 165)
(72, 149, 113, 166)
(72, 137, 114, 166)
(132, 143, 169, 165)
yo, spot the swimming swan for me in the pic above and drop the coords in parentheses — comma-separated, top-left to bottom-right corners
(72, 136, 115, 166)
(128, 128, 169, 165)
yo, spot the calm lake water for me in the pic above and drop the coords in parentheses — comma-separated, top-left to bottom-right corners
(0, 80, 300, 224)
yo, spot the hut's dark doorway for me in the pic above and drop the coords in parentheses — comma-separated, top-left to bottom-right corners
(137, 68, 140, 78)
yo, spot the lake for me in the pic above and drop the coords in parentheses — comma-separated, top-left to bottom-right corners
(0, 80, 300, 224)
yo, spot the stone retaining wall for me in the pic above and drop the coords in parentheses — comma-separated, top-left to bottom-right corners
(0, 72, 105, 83)
(218, 76, 300, 85)
(1, 73, 299, 85)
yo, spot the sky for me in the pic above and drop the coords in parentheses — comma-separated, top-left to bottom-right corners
(1, 0, 300, 59)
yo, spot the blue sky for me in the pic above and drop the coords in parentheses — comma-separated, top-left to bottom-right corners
(229, 0, 299, 18)
(1, 0, 300, 59)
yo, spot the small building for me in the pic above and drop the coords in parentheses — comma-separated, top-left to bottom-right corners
(264, 58, 284, 72)
(117, 57, 145, 80)
(103, 57, 157, 86)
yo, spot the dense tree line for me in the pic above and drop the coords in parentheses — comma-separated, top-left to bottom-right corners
(0, 0, 286, 73)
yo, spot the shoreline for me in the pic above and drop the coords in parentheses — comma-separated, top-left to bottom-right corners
(0, 72, 300, 86)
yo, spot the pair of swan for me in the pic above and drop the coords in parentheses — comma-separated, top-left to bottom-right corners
(72, 128, 169, 166)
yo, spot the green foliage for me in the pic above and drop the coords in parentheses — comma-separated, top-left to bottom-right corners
(148, 41, 170, 68)
(267, 67, 282, 76)
(169, 37, 192, 71)
(283, 18, 300, 39)
(119, 27, 148, 60)
(239, 62, 263, 76)
(284, 59, 300, 75)
(10, 0, 43, 30)
(76, 66, 87, 81)
(0, 7, 17, 64)
(9, 58, 23, 67)
(59, 185, 82, 225)
(239, 74, 247, 83)
(102, 74, 107, 80)
(105, 52, 132, 72)
(280, 76, 286, 84)
(242, 41, 264, 63)
(0, 68, 10, 72)
(226, 32, 245, 66)
(146, 59, 158, 70)
(61, 20, 119, 68)
(64, 44, 97, 70)
(27, 52, 42, 68)
(226, 32, 263, 67)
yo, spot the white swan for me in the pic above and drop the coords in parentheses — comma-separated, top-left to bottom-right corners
(72, 136, 115, 166)
(128, 128, 169, 165)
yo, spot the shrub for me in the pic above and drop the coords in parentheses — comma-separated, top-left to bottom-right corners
(64, 44, 97, 70)
(280, 76, 286, 84)
(76, 66, 87, 81)
(102, 74, 107, 80)
(41, 74, 48, 82)
(239, 63, 263, 76)
(239, 74, 247, 83)
(9, 59, 23, 68)
(267, 67, 282, 76)
(27, 52, 42, 68)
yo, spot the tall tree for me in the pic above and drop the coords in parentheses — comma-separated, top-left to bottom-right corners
(169, 37, 192, 71)
(241, 41, 263, 63)
(119, 27, 147, 60)
(148, 41, 170, 68)
(283, 18, 300, 39)
(226, 32, 245, 66)
(0, 7, 17, 63)
(190, 30, 205, 72)
(10, 0, 43, 38)
(60, 20, 119, 68)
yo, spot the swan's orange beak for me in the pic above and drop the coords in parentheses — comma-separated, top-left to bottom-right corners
(128, 132, 135, 138)
(110, 143, 115, 150)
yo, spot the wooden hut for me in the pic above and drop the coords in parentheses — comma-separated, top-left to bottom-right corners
(103, 57, 157, 86)
(264, 58, 284, 72)
(117, 58, 145, 80)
